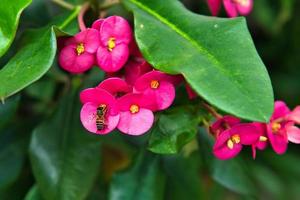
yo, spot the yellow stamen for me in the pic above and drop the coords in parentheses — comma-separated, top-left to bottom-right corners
(233, 0, 249, 6)
(107, 37, 116, 52)
(271, 122, 281, 133)
(76, 43, 85, 55)
(227, 134, 240, 149)
(259, 136, 268, 142)
(150, 80, 160, 89)
(227, 139, 234, 149)
(130, 104, 139, 114)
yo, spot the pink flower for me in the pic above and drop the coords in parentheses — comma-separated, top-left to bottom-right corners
(80, 88, 119, 134)
(251, 122, 268, 159)
(124, 58, 152, 85)
(206, 0, 253, 17)
(223, 0, 253, 18)
(96, 16, 132, 72)
(91, 19, 104, 30)
(210, 115, 241, 136)
(266, 101, 290, 154)
(116, 93, 154, 135)
(97, 77, 132, 97)
(207, 0, 222, 16)
(59, 28, 100, 73)
(134, 71, 176, 111)
(185, 84, 198, 99)
(213, 123, 260, 160)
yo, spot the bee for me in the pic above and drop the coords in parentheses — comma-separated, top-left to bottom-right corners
(96, 104, 107, 131)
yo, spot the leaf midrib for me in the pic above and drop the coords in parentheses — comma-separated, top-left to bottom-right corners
(128, 0, 268, 121)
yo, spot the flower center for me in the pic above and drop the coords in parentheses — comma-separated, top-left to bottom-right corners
(130, 104, 139, 114)
(150, 80, 160, 89)
(76, 43, 85, 55)
(233, 0, 249, 6)
(107, 37, 116, 52)
(227, 134, 240, 149)
(271, 122, 281, 133)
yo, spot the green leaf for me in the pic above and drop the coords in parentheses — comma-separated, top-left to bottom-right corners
(29, 88, 102, 200)
(0, 26, 56, 100)
(109, 151, 165, 200)
(148, 105, 202, 154)
(212, 158, 256, 195)
(163, 154, 203, 200)
(122, 0, 274, 122)
(0, 95, 20, 130)
(0, 0, 32, 57)
(24, 185, 44, 200)
(0, 7, 80, 100)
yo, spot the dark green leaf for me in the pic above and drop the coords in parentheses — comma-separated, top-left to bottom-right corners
(163, 154, 203, 200)
(29, 87, 102, 200)
(212, 158, 256, 195)
(0, 0, 32, 57)
(148, 105, 202, 154)
(24, 185, 44, 200)
(0, 7, 80, 100)
(109, 151, 165, 200)
(0, 95, 20, 130)
(122, 0, 274, 122)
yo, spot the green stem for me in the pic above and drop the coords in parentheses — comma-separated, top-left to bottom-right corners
(99, 0, 120, 10)
(59, 6, 81, 30)
(52, 0, 75, 10)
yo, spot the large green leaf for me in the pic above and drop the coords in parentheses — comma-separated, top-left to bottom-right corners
(29, 88, 102, 200)
(0, 95, 20, 130)
(109, 151, 165, 200)
(122, 0, 274, 122)
(0, 0, 32, 57)
(148, 105, 202, 154)
(0, 7, 80, 100)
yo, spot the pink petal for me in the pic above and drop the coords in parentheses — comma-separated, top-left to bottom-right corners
(97, 43, 129, 72)
(236, 0, 253, 16)
(117, 109, 154, 135)
(97, 77, 132, 96)
(134, 70, 177, 91)
(211, 115, 241, 135)
(223, 0, 238, 18)
(59, 45, 94, 73)
(288, 106, 300, 124)
(129, 39, 143, 57)
(272, 100, 291, 121)
(138, 81, 175, 111)
(79, 88, 119, 115)
(207, 0, 222, 16)
(80, 102, 119, 134)
(74, 28, 100, 53)
(100, 16, 132, 45)
(116, 93, 153, 111)
(266, 124, 288, 154)
(287, 125, 300, 144)
(91, 19, 104, 31)
(213, 130, 242, 160)
(124, 59, 152, 85)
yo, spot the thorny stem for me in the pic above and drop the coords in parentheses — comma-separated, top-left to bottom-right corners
(78, 2, 90, 31)
(52, 0, 75, 10)
(202, 102, 222, 119)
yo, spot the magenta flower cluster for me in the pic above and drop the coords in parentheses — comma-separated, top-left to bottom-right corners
(211, 101, 300, 160)
(207, 0, 253, 17)
(58, 16, 180, 136)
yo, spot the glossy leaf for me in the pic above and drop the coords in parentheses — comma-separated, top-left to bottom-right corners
(148, 106, 202, 154)
(109, 151, 165, 200)
(0, 7, 80, 100)
(122, 0, 274, 122)
(29, 88, 102, 200)
(0, 0, 32, 57)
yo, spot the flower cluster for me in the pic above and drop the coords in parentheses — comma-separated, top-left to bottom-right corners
(58, 16, 180, 136)
(207, 0, 253, 18)
(211, 101, 300, 160)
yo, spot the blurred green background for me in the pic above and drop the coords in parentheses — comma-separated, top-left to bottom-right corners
(1, 0, 300, 199)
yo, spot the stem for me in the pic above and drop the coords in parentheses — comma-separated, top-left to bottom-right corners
(52, 0, 75, 10)
(99, 0, 120, 10)
(202, 102, 222, 119)
(78, 2, 90, 31)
